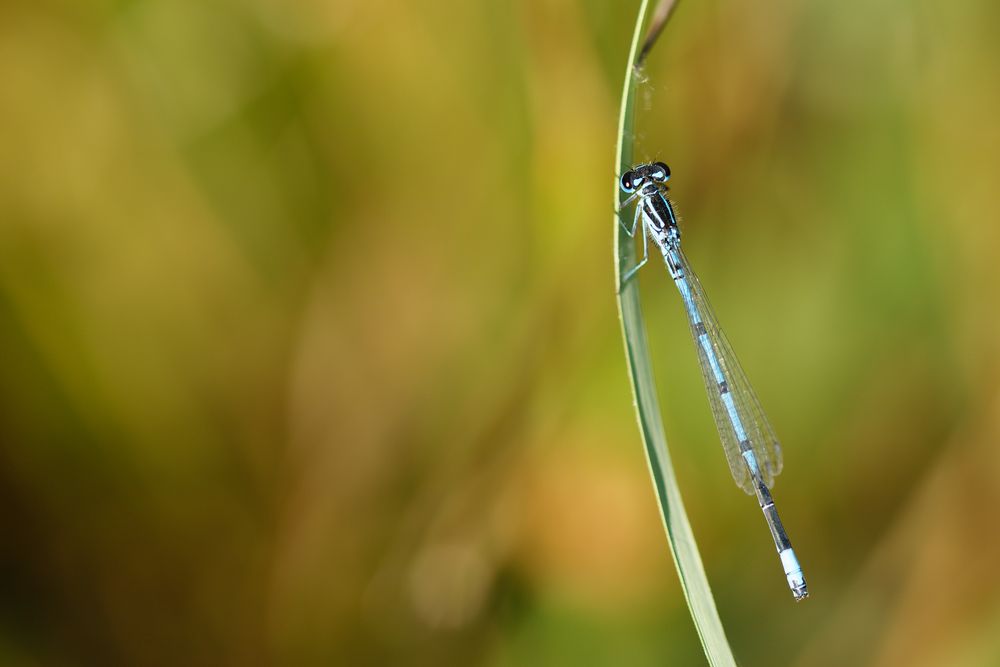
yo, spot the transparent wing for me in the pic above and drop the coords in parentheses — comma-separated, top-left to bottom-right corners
(674, 248, 783, 494)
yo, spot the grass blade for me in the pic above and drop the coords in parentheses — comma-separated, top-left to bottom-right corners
(614, 2, 737, 664)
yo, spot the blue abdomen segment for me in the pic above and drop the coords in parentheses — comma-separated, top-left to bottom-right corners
(661, 243, 807, 600)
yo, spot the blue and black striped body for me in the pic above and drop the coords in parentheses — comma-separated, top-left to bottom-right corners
(627, 172, 808, 601)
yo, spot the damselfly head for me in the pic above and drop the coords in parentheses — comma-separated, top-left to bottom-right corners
(620, 162, 671, 194)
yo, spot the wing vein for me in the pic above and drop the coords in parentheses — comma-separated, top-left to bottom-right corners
(674, 248, 783, 493)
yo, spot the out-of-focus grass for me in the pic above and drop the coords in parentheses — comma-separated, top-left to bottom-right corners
(0, 0, 998, 665)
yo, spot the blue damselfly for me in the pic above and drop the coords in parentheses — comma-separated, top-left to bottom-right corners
(618, 162, 808, 601)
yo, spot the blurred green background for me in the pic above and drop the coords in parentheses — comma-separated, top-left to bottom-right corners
(1, 0, 999, 665)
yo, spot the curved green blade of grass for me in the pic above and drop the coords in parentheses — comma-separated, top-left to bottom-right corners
(614, 2, 737, 665)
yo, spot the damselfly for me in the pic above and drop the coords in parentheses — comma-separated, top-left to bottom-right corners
(618, 161, 808, 601)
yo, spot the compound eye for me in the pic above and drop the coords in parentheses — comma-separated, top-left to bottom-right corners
(620, 171, 637, 193)
(650, 162, 671, 182)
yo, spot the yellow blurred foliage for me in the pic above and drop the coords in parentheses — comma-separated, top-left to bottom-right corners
(0, 0, 998, 665)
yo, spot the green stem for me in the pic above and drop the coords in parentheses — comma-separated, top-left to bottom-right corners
(613, 2, 737, 664)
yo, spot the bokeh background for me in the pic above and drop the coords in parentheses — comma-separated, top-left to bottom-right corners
(1, 0, 999, 665)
